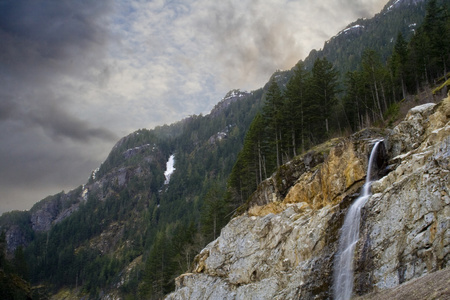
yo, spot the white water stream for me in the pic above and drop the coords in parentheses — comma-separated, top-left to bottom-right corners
(333, 141, 382, 300)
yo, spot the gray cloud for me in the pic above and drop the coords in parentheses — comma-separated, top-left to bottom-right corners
(0, 0, 116, 141)
(0, 95, 18, 121)
(0, 0, 118, 214)
(190, 0, 386, 90)
(0, 2, 111, 93)
(0, 124, 108, 213)
(26, 103, 117, 143)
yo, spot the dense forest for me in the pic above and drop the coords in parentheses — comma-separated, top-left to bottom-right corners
(1, 0, 449, 299)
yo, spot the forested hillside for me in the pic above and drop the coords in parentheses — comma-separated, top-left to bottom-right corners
(304, 0, 429, 74)
(228, 0, 450, 206)
(1, 89, 264, 299)
(1, 0, 448, 299)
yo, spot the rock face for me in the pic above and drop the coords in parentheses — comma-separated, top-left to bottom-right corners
(355, 99, 450, 295)
(5, 225, 30, 254)
(166, 96, 450, 299)
(354, 267, 450, 300)
(30, 190, 82, 232)
(1, 189, 84, 253)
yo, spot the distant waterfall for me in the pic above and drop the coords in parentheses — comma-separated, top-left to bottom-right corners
(333, 141, 382, 300)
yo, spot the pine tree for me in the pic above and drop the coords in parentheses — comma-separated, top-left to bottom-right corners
(306, 57, 339, 142)
(361, 49, 389, 121)
(343, 70, 368, 130)
(201, 184, 227, 241)
(422, 0, 450, 79)
(228, 113, 267, 206)
(141, 231, 174, 299)
(391, 32, 409, 99)
(13, 246, 29, 281)
(284, 61, 309, 156)
(408, 24, 430, 88)
(262, 80, 284, 168)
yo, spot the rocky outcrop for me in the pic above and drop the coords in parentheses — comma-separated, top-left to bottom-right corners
(5, 225, 30, 254)
(30, 189, 83, 232)
(209, 90, 251, 118)
(166, 96, 450, 299)
(246, 133, 386, 217)
(354, 99, 450, 295)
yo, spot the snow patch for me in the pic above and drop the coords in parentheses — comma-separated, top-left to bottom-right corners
(337, 24, 364, 36)
(223, 89, 249, 101)
(91, 167, 100, 180)
(164, 155, 176, 185)
(387, 0, 402, 11)
(82, 186, 89, 201)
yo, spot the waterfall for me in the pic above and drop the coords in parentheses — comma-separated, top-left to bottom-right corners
(333, 141, 382, 300)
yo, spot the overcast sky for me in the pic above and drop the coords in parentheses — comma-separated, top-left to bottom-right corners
(0, 0, 387, 214)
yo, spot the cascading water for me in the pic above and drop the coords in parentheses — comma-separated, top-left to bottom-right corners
(333, 140, 382, 300)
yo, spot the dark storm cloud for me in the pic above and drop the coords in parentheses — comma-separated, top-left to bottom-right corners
(0, 0, 116, 141)
(0, 0, 109, 62)
(27, 102, 117, 142)
(0, 0, 118, 213)
(0, 123, 108, 214)
(0, 95, 18, 121)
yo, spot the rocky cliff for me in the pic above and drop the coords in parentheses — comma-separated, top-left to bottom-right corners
(166, 94, 450, 299)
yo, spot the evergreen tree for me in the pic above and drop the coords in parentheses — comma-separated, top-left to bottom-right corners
(422, 0, 450, 79)
(262, 80, 284, 168)
(284, 61, 309, 156)
(390, 32, 409, 99)
(407, 0, 450, 87)
(228, 113, 267, 206)
(306, 57, 339, 142)
(201, 184, 227, 240)
(141, 230, 174, 299)
(361, 49, 390, 121)
(13, 246, 29, 281)
(343, 70, 368, 130)
(0, 232, 33, 300)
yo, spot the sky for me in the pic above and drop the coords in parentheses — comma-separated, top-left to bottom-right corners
(0, 0, 387, 214)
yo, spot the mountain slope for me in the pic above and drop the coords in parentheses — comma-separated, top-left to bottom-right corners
(304, 0, 428, 74)
(166, 93, 450, 300)
(0, 88, 265, 298)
